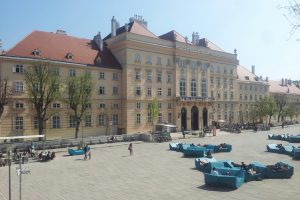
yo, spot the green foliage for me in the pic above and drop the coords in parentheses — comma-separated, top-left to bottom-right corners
(66, 74, 93, 138)
(0, 79, 13, 119)
(149, 98, 159, 126)
(24, 63, 60, 136)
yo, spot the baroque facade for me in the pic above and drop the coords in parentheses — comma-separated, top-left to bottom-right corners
(2, 15, 296, 140)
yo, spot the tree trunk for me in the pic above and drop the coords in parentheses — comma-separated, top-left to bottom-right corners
(268, 115, 272, 125)
(75, 120, 80, 139)
(38, 117, 44, 141)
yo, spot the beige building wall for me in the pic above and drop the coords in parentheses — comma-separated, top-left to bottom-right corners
(0, 57, 123, 139)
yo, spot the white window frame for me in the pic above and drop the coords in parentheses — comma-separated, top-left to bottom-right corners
(69, 69, 76, 77)
(52, 116, 60, 128)
(15, 82, 24, 92)
(15, 116, 23, 130)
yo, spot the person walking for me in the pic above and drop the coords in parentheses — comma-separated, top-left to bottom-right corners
(181, 126, 185, 139)
(128, 143, 133, 156)
(88, 149, 91, 160)
(83, 144, 88, 160)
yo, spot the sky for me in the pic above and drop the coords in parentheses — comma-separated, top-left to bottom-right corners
(0, 0, 299, 80)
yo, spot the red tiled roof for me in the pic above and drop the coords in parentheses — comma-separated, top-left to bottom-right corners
(269, 80, 300, 95)
(4, 31, 121, 68)
(104, 21, 157, 40)
(237, 65, 258, 82)
(159, 30, 191, 44)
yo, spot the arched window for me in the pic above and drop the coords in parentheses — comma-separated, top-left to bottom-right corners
(190, 79, 197, 97)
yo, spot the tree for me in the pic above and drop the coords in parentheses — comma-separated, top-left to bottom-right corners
(0, 79, 13, 119)
(280, 1, 300, 39)
(273, 94, 287, 122)
(285, 104, 296, 121)
(149, 98, 159, 133)
(264, 96, 278, 125)
(24, 63, 60, 138)
(66, 74, 92, 138)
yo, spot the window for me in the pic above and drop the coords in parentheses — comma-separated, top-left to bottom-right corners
(224, 68, 227, 74)
(240, 94, 242, 100)
(230, 69, 233, 75)
(15, 82, 23, 92)
(191, 79, 197, 97)
(52, 116, 60, 128)
(52, 68, 59, 76)
(157, 72, 162, 82)
(113, 87, 118, 95)
(168, 103, 172, 109)
(99, 103, 105, 109)
(157, 88, 162, 96)
(168, 113, 172, 123)
(167, 58, 172, 66)
(147, 71, 152, 81)
(147, 112, 151, 123)
(14, 64, 24, 73)
(157, 57, 161, 65)
(240, 84, 242, 90)
(230, 92, 234, 99)
(85, 115, 92, 127)
(245, 85, 248, 90)
(69, 69, 76, 77)
(244, 94, 248, 100)
(136, 86, 141, 96)
(210, 77, 214, 85)
(52, 103, 60, 108)
(225, 104, 227, 109)
(112, 114, 118, 125)
(211, 90, 214, 98)
(32, 49, 40, 56)
(86, 103, 91, 109)
(250, 85, 252, 91)
(99, 86, 105, 95)
(66, 53, 73, 60)
(229, 79, 233, 88)
(112, 73, 118, 80)
(217, 78, 220, 87)
(69, 116, 76, 128)
(201, 79, 207, 97)
(147, 87, 152, 96)
(15, 116, 23, 130)
(223, 78, 227, 88)
(158, 102, 162, 109)
(180, 79, 186, 97)
(136, 102, 141, 109)
(146, 55, 152, 64)
(218, 104, 220, 109)
(99, 72, 105, 80)
(255, 95, 257, 100)
(99, 114, 105, 126)
(15, 102, 24, 109)
(112, 103, 119, 109)
(136, 113, 141, 124)
(250, 95, 253, 100)
(167, 88, 172, 96)
(158, 113, 162, 123)
(134, 53, 141, 63)
(34, 117, 39, 129)
(167, 73, 172, 83)
(135, 70, 141, 80)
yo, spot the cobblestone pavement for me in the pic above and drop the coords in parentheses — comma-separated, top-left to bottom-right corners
(1, 126, 300, 200)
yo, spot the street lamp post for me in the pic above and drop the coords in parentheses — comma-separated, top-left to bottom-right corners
(7, 149, 12, 200)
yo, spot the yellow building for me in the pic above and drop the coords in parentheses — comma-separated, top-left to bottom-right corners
(236, 65, 269, 123)
(0, 16, 240, 139)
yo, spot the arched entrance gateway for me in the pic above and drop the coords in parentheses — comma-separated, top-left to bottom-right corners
(181, 107, 187, 130)
(202, 107, 208, 128)
(191, 106, 199, 130)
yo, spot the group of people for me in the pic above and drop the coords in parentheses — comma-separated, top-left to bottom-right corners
(38, 151, 56, 161)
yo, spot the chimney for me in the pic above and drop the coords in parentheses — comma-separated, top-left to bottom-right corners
(124, 23, 129, 32)
(56, 30, 67, 35)
(288, 79, 292, 85)
(111, 16, 117, 37)
(281, 78, 284, 86)
(251, 65, 255, 74)
(285, 78, 288, 86)
(93, 32, 103, 51)
(192, 32, 199, 45)
(265, 76, 269, 82)
(129, 14, 148, 28)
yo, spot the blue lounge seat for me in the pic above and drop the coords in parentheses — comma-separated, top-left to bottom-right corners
(293, 148, 300, 159)
(169, 142, 180, 151)
(195, 157, 217, 172)
(68, 146, 90, 156)
(289, 135, 300, 143)
(182, 146, 207, 157)
(204, 168, 245, 189)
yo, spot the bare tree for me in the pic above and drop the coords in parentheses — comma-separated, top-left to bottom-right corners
(66, 74, 92, 138)
(0, 79, 13, 119)
(24, 63, 60, 138)
(280, 0, 300, 39)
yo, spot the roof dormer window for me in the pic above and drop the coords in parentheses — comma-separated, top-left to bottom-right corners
(96, 56, 101, 64)
(32, 49, 41, 56)
(66, 52, 73, 60)
(245, 76, 249, 80)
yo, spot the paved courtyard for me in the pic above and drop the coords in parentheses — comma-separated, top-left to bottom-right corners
(1, 125, 300, 200)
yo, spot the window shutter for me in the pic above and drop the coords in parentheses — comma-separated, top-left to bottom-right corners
(12, 66, 16, 73)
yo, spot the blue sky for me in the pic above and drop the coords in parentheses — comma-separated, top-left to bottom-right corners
(0, 0, 299, 80)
